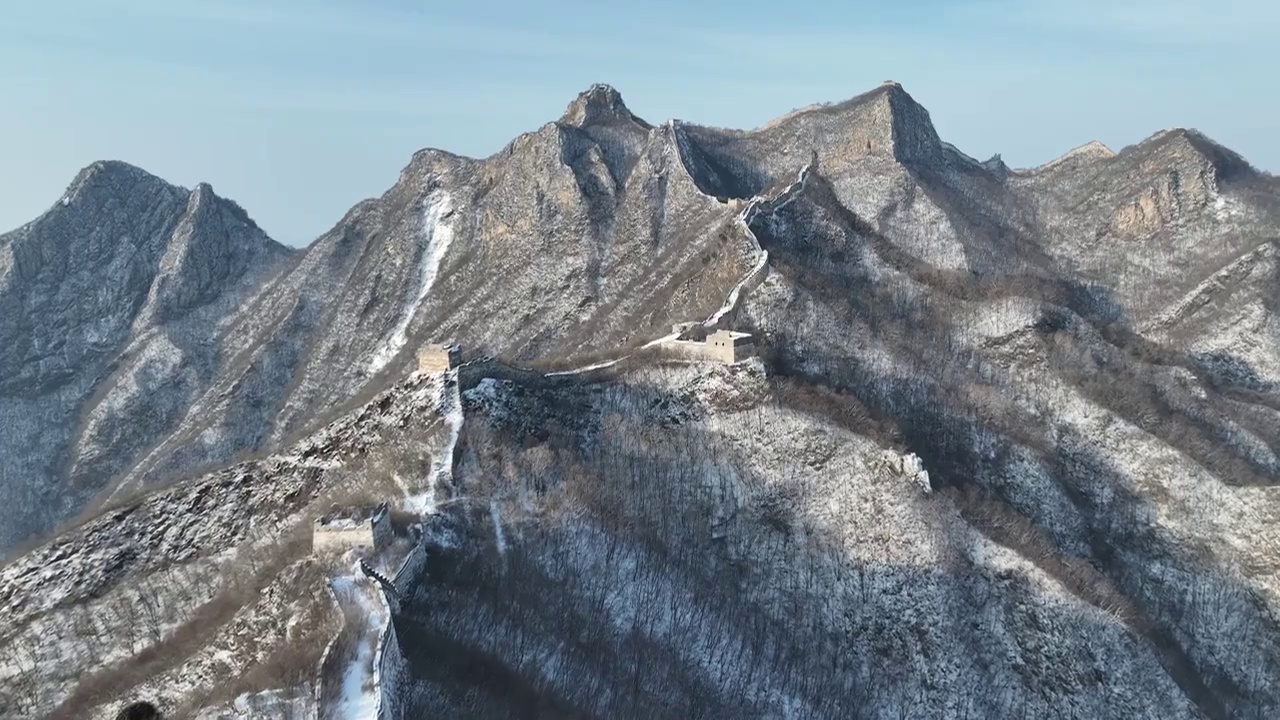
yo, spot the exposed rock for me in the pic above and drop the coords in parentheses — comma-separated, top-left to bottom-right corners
(1109, 165, 1217, 238)
(560, 82, 644, 128)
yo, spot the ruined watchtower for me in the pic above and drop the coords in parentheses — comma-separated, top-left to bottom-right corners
(705, 329, 756, 364)
(417, 343, 460, 374)
(312, 502, 392, 554)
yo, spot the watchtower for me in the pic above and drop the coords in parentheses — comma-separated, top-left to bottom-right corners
(705, 330, 756, 364)
(417, 343, 460, 373)
(312, 502, 392, 554)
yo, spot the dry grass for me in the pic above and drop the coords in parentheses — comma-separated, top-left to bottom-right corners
(171, 579, 335, 719)
(46, 522, 321, 720)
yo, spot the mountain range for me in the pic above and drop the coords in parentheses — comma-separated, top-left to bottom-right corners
(1, 81, 1278, 719)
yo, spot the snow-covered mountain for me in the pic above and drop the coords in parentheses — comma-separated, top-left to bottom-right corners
(2, 82, 1279, 719)
(0, 86, 755, 554)
(0, 162, 292, 551)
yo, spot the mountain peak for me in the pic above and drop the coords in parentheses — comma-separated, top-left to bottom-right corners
(83, 159, 152, 177)
(43, 161, 274, 254)
(872, 79, 911, 101)
(190, 181, 216, 203)
(560, 83, 645, 128)
(1141, 128, 1255, 183)
(1077, 140, 1116, 157)
(874, 82, 942, 164)
(1144, 127, 1206, 155)
(752, 81, 943, 166)
(182, 182, 223, 222)
(52, 160, 182, 216)
(71, 159, 165, 191)
(983, 153, 1011, 177)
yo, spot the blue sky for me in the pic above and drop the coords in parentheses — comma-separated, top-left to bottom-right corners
(2, 0, 1276, 245)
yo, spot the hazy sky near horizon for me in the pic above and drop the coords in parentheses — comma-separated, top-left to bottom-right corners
(2, 0, 1276, 245)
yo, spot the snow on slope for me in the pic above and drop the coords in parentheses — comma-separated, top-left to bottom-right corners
(490, 499, 507, 556)
(551, 161, 817, 371)
(706, 250, 769, 326)
(545, 359, 625, 377)
(404, 369, 464, 514)
(368, 191, 455, 374)
(328, 571, 390, 720)
(640, 331, 684, 350)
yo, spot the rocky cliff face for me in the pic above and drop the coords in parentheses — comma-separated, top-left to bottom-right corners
(2, 82, 1280, 720)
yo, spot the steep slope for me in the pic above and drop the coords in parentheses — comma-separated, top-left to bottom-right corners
(0, 369, 458, 719)
(0, 162, 292, 551)
(1141, 240, 1280, 388)
(8, 346, 1275, 718)
(1013, 128, 1276, 318)
(743, 169, 1280, 716)
(380, 363, 1206, 718)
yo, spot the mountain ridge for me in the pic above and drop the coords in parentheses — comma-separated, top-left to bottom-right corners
(5, 80, 1277, 553)
(2, 80, 1280, 719)
(0, 162, 292, 550)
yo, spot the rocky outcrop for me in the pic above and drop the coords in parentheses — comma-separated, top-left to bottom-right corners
(1106, 131, 1225, 239)
(7, 83, 1279, 558)
(559, 82, 648, 129)
(1109, 165, 1217, 238)
(982, 153, 1011, 179)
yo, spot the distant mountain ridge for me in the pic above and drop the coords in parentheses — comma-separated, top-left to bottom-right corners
(3, 82, 1277, 554)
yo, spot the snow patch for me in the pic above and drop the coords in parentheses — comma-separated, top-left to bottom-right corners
(328, 570, 390, 720)
(405, 370, 463, 514)
(368, 191, 455, 374)
(544, 330, 684, 377)
(542, 331, 682, 377)
(641, 330, 683, 350)
(546, 358, 623, 377)
(1213, 194, 1242, 222)
(490, 499, 507, 556)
